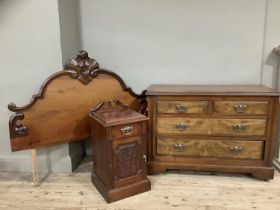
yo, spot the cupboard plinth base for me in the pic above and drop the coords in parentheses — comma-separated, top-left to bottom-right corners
(91, 173, 151, 203)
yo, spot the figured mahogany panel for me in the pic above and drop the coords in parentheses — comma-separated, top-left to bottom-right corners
(157, 138, 264, 160)
(8, 51, 145, 151)
(157, 117, 267, 137)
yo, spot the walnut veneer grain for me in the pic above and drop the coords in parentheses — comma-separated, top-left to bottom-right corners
(214, 101, 268, 115)
(157, 139, 264, 160)
(157, 118, 267, 136)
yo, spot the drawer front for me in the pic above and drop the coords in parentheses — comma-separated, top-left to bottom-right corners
(157, 101, 209, 114)
(157, 138, 264, 160)
(157, 118, 266, 136)
(112, 122, 142, 138)
(214, 101, 268, 115)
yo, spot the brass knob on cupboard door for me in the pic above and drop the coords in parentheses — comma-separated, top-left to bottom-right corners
(143, 155, 147, 162)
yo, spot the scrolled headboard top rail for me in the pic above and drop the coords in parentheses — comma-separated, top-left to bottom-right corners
(8, 70, 77, 112)
(8, 50, 147, 151)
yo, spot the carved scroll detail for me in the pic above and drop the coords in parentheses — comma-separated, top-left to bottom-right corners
(66, 50, 99, 85)
(139, 91, 148, 116)
(9, 113, 28, 138)
(274, 45, 280, 56)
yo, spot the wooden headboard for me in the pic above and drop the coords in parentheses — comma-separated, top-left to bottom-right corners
(8, 51, 147, 151)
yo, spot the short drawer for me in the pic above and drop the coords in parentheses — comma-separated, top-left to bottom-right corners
(157, 138, 264, 160)
(112, 122, 142, 138)
(214, 101, 268, 115)
(157, 117, 267, 136)
(157, 101, 209, 114)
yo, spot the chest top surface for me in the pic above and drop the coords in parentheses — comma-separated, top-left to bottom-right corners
(146, 85, 280, 96)
(89, 100, 148, 127)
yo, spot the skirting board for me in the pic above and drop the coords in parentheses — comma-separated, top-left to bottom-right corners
(0, 154, 72, 173)
(1, 153, 279, 174)
(69, 141, 85, 171)
(273, 157, 280, 172)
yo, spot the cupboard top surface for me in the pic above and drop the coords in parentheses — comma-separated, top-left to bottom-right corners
(89, 100, 148, 127)
(146, 85, 280, 96)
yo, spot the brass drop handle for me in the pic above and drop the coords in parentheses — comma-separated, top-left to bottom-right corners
(175, 123, 188, 131)
(173, 144, 187, 151)
(232, 123, 247, 132)
(234, 104, 248, 113)
(176, 104, 188, 112)
(229, 146, 244, 154)
(120, 125, 133, 135)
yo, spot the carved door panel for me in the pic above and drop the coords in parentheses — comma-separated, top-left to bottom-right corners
(112, 138, 145, 187)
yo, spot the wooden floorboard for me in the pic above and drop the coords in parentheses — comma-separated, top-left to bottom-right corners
(0, 158, 280, 210)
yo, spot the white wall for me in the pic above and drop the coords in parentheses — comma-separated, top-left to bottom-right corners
(0, 0, 72, 173)
(58, 0, 82, 65)
(79, 0, 267, 93)
(261, 0, 280, 88)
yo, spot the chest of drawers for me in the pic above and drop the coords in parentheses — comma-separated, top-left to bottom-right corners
(89, 100, 150, 203)
(146, 85, 279, 180)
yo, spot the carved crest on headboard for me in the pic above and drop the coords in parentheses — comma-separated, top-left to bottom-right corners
(66, 50, 99, 85)
(274, 45, 280, 56)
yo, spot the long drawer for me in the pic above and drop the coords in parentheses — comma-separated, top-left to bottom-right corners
(157, 138, 264, 160)
(157, 117, 267, 136)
